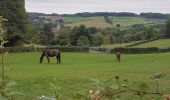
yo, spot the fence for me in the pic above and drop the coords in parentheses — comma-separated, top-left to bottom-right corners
(89, 47, 112, 53)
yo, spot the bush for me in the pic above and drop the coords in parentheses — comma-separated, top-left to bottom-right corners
(111, 47, 159, 54)
(1, 46, 89, 53)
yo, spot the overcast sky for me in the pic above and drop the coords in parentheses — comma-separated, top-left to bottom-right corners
(25, 0, 170, 14)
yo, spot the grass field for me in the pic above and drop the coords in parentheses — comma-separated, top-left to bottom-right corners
(133, 39, 170, 48)
(111, 17, 153, 27)
(3, 52, 170, 100)
(64, 16, 165, 28)
(65, 16, 112, 28)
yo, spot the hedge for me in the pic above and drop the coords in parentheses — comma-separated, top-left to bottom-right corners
(0, 46, 170, 54)
(111, 47, 160, 54)
(126, 38, 160, 47)
(0, 46, 89, 53)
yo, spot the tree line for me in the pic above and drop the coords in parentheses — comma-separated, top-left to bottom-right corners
(42, 20, 170, 47)
(0, 0, 170, 47)
(29, 12, 170, 19)
(0, 0, 41, 46)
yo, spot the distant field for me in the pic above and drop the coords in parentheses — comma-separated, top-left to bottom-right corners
(111, 17, 157, 27)
(65, 16, 111, 28)
(133, 39, 170, 48)
(5, 52, 170, 100)
(64, 16, 93, 23)
(64, 16, 165, 28)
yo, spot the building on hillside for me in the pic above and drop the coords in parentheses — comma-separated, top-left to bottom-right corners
(39, 16, 64, 23)
(39, 16, 64, 33)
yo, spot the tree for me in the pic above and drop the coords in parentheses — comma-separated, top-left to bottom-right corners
(116, 24, 121, 28)
(70, 25, 89, 46)
(104, 16, 113, 24)
(0, 16, 8, 96)
(42, 23, 52, 36)
(0, 0, 29, 46)
(105, 34, 115, 44)
(165, 18, 170, 38)
(57, 27, 72, 46)
(77, 36, 90, 47)
(91, 33, 105, 46)
(143, 28, 155, 40)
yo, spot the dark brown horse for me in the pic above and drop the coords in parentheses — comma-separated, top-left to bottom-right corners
(116, 52, 121, 62)
(40, 49, 61, 64)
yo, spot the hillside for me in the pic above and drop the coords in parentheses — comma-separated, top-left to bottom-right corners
(133, 39, 170, 48)
(64, 16, 111, 28)
(64, 16, 165, 28)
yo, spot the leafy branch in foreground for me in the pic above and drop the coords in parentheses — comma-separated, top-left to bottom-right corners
(89, 73, 168, 100)
(40, 73, 169, 100)
(0, 16, 24, 100)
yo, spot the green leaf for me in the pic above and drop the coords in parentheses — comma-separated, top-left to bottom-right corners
(111, 85, 119, 90)
(151, 72, 166, 80)
(90, 78, 101, 84)
(6, 91, 25, 96)
(50, 83, 55, 88)
(0, 95, 8, 100)
(138, 82, 149, 91)
(6, 81, 18, 87)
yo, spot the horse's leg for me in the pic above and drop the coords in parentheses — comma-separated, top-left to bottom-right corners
(56, 55, 61, 64)
(116, 55, 120, 62)
(56, 56, 59, 64)
(46, 56, 50, 64)
(58, 55, 61, 64)
(118, 56, 120, 62)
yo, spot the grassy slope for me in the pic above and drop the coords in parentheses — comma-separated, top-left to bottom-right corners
(111, 17, 154, 27)
(4, 52, 170, 100)
(64, 16, 93, 23)
(64, 16, 165, 28)
(133, 39, 170, 48)
(65, 16, 111, 28)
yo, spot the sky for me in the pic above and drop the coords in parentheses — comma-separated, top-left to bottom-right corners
(25, 0, 170, 14)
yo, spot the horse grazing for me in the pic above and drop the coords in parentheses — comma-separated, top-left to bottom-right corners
(116, 52, 121, 62)
(40, 49, 61, 64)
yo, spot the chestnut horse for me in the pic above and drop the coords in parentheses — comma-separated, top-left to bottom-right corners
(40, 49, 61, 64)
(116, 52, 121, 62)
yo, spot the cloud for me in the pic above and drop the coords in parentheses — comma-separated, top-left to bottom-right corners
(25, 0, 170, 14)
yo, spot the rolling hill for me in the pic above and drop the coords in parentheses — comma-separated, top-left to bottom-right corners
(133, 39, 170, 48)
(64, 16, 166, 28)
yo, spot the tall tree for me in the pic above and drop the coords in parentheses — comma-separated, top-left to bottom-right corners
(165, 18, 170, 38)
(0, 0, 28, 46)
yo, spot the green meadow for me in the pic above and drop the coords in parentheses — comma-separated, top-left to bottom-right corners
(3, 52, 170, 100)
(64, 16, 165, 28)
(133, 39, 170, 48)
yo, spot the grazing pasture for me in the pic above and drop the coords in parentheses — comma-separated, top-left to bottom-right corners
(65, 16, 111, 28)
(133, 39, 170, 48)
(64, 16, 165, 28)
(4, 52, 170, 100)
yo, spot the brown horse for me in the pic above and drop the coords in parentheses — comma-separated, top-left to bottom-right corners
(40, 49, 61, 64)
(116, 52, 121, 62)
